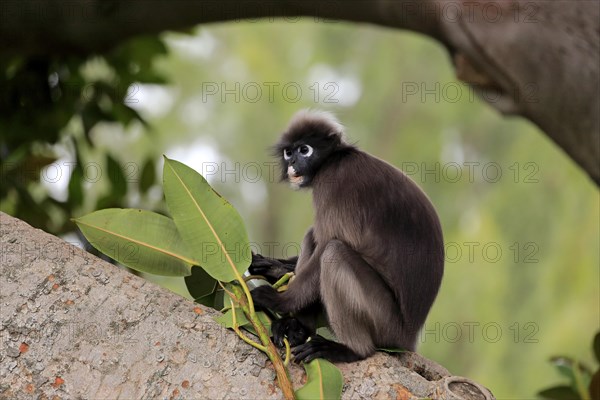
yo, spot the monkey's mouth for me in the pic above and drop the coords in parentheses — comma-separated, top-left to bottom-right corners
(287, 165, 304, 186)
(288, 175, 304, 185)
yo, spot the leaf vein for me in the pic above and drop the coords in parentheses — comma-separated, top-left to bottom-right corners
(75, 220, 197, 266)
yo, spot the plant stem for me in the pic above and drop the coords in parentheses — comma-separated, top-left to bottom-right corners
(273, 272, 294, 289)
(229, 299, 266, 352)
(231, 285, 295, 400)
(283, 338, 291, 367)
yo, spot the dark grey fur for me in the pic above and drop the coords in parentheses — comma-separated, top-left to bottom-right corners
(251, 110, 444, 363)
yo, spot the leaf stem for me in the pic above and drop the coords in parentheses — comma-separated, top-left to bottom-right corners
(229, 299, 266, 352)
(237, 275, 256, 315)
(230, 285, 295, 400)
(283, 338, 291, 367)
(273, 272, 294, 289)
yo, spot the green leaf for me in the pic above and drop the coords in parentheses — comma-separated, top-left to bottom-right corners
(550, 357, 592, 390)
(139, 158, 156, 194)
(106, 154, 128, 198)
(74, 208, 197, 276)
(296, 359, 343, 400)
(538, 385, 579, 400)
(184, 265, 219, 307)
(195, 289, 223, 308)
(112, 103, 146, 127)
(162, 156, 250, 282)
(97, 155, 128, 209)
(552, 357, 576, 380)
(214, 309, 272, 336)
(67, 162, 84, 208)
(214, 308, 250, 328)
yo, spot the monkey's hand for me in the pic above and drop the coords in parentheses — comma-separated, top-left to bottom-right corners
(250, 285, 281, 312)
(271, 317, 310, 347)
(249, 253, 296, 283)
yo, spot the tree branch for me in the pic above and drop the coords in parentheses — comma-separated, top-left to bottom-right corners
(1, 0, 597, 184)
(0, 212, 494, 399)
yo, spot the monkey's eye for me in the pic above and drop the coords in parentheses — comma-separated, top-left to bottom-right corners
(298, 144, 314, 157)
(283, 149, 293, 160)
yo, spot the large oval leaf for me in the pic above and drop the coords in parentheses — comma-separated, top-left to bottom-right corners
(295, 359, 343, 400)
(162, 156, 250, 282)
(74, 208, 197, 276)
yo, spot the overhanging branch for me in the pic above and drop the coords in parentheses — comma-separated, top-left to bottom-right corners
(1, 0, 598, 184)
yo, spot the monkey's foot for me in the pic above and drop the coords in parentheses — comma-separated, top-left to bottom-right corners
(292, 336, 364, 363)
(272, 317, 310, 347)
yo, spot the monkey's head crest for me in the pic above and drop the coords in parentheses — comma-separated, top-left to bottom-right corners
(277, 109, 348, 150)
(273, 109, 353, 189)
(287, 109, 346, 140)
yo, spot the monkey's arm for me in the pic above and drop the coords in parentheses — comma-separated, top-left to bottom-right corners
(251, 229, 320, 314)
(251, 255, 320, 313)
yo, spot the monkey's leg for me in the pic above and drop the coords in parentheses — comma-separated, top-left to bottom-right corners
(294, 240, 404, 363)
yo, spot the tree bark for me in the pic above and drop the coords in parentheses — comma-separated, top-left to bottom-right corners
(1, 1, 598, 184)
(0, 212, 494, 399)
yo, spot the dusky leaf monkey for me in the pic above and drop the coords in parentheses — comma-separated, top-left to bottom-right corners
(250, 110, 444, 363)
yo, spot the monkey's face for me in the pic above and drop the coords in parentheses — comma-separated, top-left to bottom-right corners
(274, 110, 349, 189)
(282, 143, 317, 189)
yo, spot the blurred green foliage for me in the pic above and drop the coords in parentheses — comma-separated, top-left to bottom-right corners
(1, 19, 598, 398)
(0, 36, 167, 235)
(538, 331, 599, 400)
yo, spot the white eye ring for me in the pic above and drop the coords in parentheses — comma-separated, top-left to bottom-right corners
(283, 149, 292, 161)
(298, 144, 314, 157)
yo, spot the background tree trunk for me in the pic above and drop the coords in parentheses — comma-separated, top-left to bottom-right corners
(0, 212, 494, 399)
(1, 0, 598, 184)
